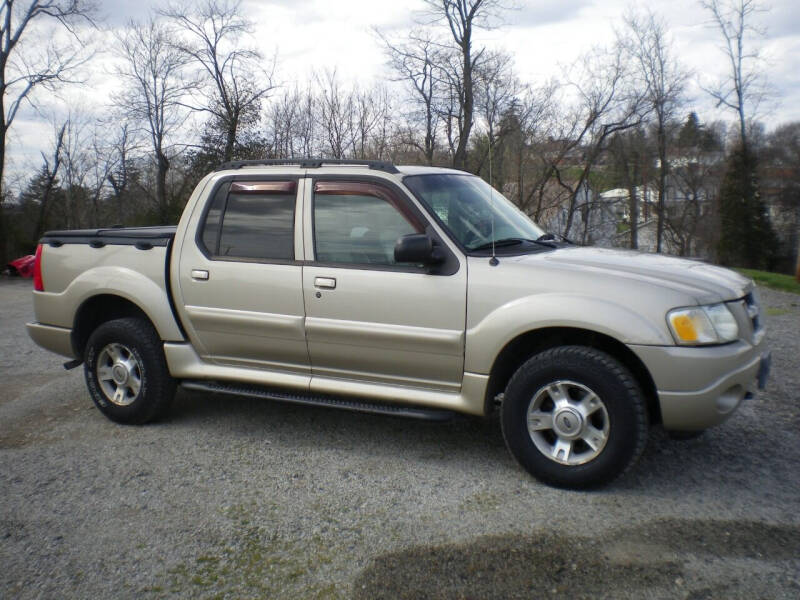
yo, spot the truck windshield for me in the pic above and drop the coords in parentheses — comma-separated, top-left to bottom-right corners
(403, 174, 546, 251)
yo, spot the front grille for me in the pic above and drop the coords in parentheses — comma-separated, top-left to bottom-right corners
(744, 292, 761, 332)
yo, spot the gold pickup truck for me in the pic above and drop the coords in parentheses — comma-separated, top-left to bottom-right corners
(26, 159, 771, 489)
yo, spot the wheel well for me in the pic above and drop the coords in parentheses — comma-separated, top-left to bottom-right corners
(71, 295, 152, 358)
(485, 327, 661, 424)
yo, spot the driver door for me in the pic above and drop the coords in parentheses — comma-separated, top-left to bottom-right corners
(302, 179, 467, 391)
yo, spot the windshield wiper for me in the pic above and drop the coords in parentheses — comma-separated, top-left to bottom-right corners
(469, 237, 538, 251)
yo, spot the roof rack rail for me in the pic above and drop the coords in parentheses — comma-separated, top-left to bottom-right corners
(214, 158, 399, 174)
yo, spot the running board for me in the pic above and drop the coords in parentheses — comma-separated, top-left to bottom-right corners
(180, 380, 456, 421)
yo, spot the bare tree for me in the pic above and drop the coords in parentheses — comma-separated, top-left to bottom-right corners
(700, 0, 766, 151)
(161, 0, 274, 163)
(472, 49, 521, 175)
(378, 28, 445, 164)
(105, 122, 135, 204)
(421, 0, 507, 170)
(98, 121, 149, 226)
(664, 113, 724, 258)
(32, 120, 65, 241)
(551, 45, 647, 239)
(608, 127, 651, 249)
(0, 0, 95, 262)
(266, 86, 301, 159)
(266, 85, 320, 159)
(622, 11, 687, 253)
(58, 112, 92, 229)
(494, 82, 557, 217)
(114, 18, 192, 223)
(314, 69, 355, 159)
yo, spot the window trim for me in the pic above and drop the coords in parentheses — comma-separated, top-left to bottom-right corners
(195, 175, 302, 265)
(314, 180, 427, 232)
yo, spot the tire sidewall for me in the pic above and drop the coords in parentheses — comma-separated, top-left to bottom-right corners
(502, 347, 646, 489)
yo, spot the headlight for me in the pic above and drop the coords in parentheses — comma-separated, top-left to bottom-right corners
(667, 303, 739, 345)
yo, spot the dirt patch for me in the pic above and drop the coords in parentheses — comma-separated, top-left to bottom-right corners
(353, 519, 800, 599)
(0, 373, 67, 407)
(0, 391, 89, 449)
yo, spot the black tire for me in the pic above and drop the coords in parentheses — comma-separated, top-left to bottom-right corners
(501, 346, 649, 490)
(84, 317, 176, 424)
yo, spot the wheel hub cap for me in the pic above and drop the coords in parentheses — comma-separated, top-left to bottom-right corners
(111, 364, 129, 385)
(553, 407, 584, 439)
(526, 380, 610, 466)
(96, 343, 142, 407)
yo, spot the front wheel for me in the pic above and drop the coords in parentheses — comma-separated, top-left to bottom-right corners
(501, 346, 649, 489)
(84, 317, 176, 424)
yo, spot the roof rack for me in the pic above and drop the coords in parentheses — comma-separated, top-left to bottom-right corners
(214, 158, 399, 174)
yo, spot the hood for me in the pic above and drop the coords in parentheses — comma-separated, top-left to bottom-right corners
(535, 246, 752, 304)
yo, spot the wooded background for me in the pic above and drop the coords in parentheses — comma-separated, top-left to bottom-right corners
(1, 0, 798, 277)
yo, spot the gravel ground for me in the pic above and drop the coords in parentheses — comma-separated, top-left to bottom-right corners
(1, 277, 799, 599)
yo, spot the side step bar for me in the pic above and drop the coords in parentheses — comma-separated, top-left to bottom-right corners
(180, 380, 455, 422)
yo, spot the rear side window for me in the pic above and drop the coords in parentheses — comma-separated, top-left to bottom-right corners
(200, 181, 296, 261)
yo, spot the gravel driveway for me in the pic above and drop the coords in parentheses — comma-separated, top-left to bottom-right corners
(1, 277, 799, 599)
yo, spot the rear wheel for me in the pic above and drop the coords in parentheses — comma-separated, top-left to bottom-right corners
(84, 317, 175, 424)
(501, 346, 648, 489)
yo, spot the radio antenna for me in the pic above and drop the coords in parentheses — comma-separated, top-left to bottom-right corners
(488, 137, 498, 266)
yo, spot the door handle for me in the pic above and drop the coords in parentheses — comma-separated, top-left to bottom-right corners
(191, 269, 209, 281)
(314, 277, 336, 289)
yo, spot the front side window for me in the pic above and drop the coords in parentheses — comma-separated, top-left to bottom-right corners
(313, 181, 424, 266)
(200, 181, 296, 261)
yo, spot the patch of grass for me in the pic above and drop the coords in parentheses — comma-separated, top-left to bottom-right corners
(461, 491, 501, 513)
(155, 505, 339, 599)
(766, 307, 791, 317)
(736, 268, 800, 295)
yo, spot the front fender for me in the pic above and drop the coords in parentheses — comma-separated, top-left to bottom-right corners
(464, 293, 672, 374)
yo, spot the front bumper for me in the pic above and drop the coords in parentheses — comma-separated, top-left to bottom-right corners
(630, 340, 770, 431)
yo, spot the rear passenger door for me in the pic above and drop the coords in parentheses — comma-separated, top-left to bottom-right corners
(302, 179, 467, 391)
(176, 178, 309, 375)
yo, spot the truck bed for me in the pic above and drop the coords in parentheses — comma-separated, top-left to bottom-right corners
(31, 225, 185, 353)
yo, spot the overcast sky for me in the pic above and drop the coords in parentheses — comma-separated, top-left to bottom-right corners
(6, 0, 800, 185)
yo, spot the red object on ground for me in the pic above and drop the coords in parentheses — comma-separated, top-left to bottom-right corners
(9, 254, 36, 279)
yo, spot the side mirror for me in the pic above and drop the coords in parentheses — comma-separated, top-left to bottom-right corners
(394, 233, 443, 264)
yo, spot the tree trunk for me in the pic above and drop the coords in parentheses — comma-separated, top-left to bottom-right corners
(156, 151, 170, 223)
(564, 189, 579, 240)
(453, 38, 473, 171)
(425, 105, 435, 165)
(628, 183, 639, 250)
(656, 122, 667, 253)
(33, 179, 57, 244)
(224, 114, 238, 162)
(622, 148, 639, 250)
(738, 100, 747, 153)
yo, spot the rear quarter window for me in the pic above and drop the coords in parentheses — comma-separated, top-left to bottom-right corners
(199, 181, 296, 261)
